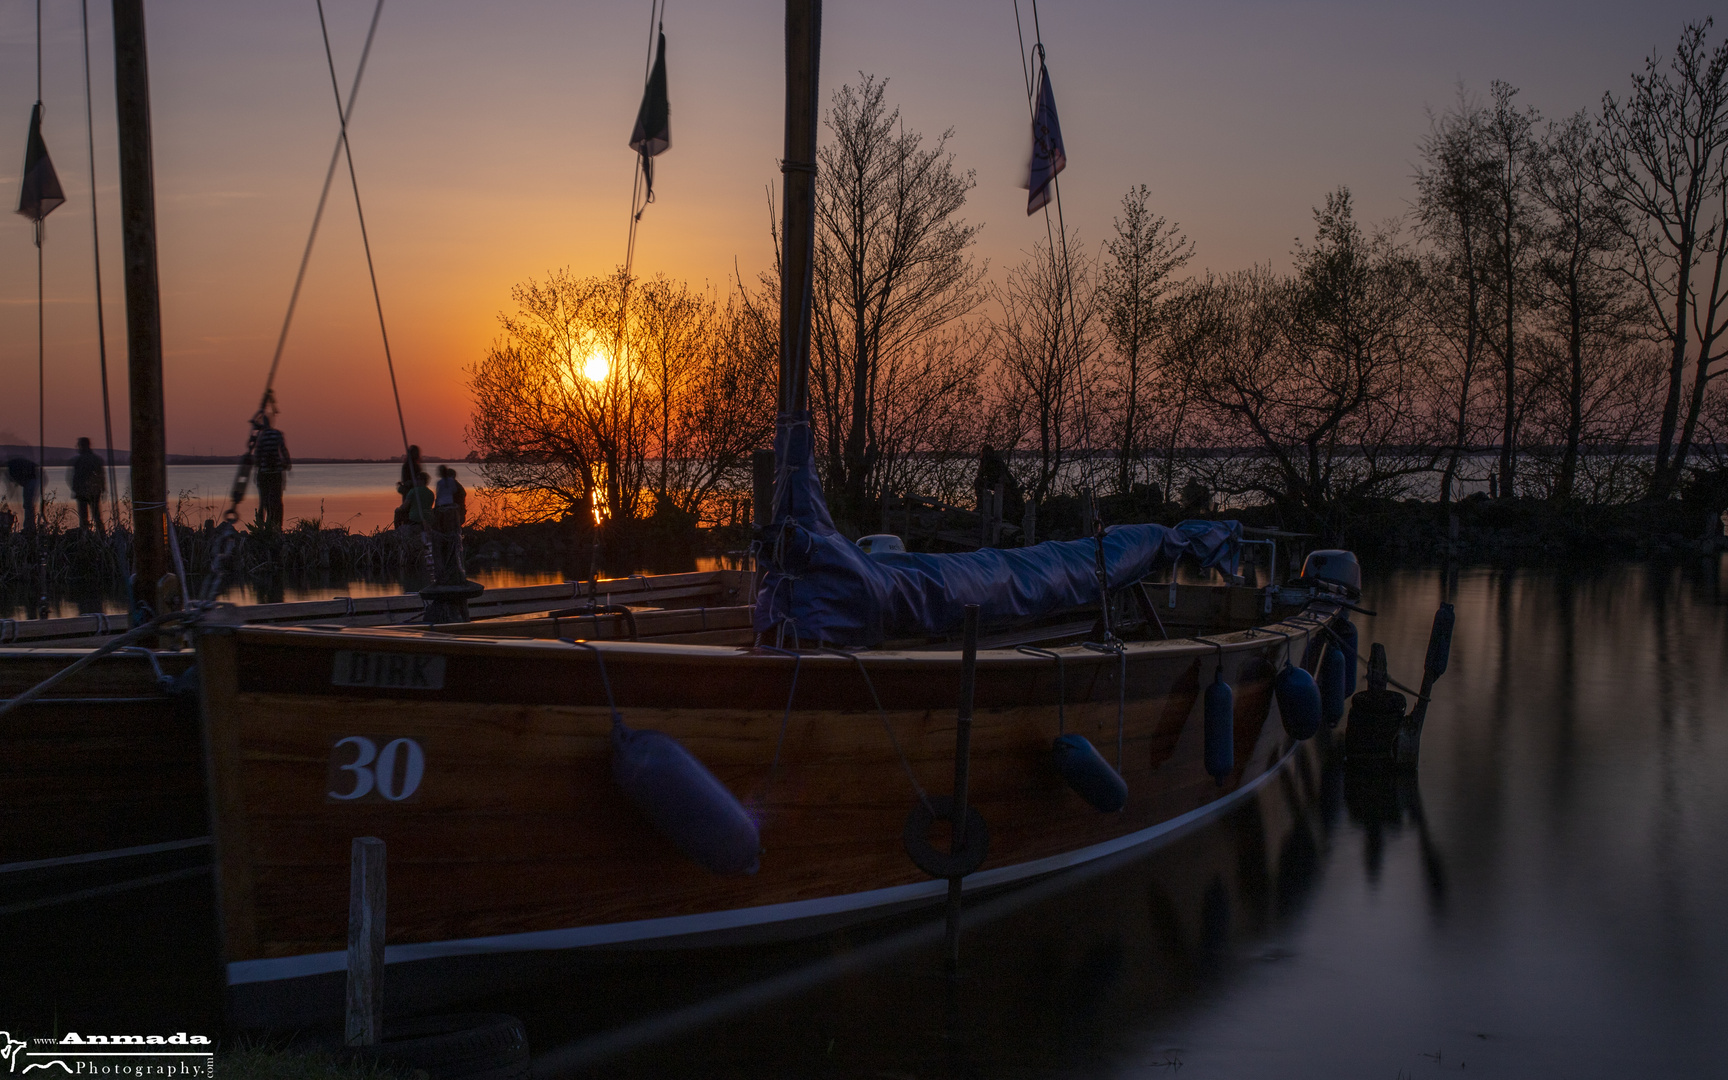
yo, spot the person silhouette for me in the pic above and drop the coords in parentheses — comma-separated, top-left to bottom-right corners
(70, 437, 106, 535)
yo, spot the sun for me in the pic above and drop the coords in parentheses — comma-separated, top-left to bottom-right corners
(582, 351, 610, 383)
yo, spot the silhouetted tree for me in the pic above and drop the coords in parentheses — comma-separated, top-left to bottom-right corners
(1415, 89, 1499, 504)
(991, 232, 1098, 504)
(1483, 82, 1544, 496)
(804, 75, 986, 527)
(1527, 110, 1644, 499)
(1097, 185, 1193, 495)
(1597, 20, 1728, 498)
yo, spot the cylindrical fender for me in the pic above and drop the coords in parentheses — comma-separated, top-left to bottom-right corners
(1203, 675, 1235, 783)
(1051, 733, 1129, 812)
(1318, 643, 1347, 727)
(1275, 664, 1322, 741)
(612, 722, 761, 875)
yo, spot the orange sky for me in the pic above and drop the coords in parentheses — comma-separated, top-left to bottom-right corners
(0, 0, 1709, 458)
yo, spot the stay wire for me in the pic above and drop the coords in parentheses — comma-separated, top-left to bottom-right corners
(34, 0, 45, 618)
(621, 0, 665, 285)
(261, 0, 385, 414)
(80, 0, 119, 534)
(315, 0, 410, 461)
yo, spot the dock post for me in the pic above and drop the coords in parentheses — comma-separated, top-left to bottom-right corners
(345, 837, 386, 1046)
(945, 604, 980, 973)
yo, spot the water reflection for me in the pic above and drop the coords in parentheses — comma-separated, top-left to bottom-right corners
(5, 560, 1725, 1077)
(492, 559, 1728, 1078)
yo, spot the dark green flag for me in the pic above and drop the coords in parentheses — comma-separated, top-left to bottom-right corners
(16, 103, 65, 223)
(629, 30, 670, 158)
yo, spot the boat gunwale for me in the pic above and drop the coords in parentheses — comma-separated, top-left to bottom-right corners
(225, 608, 1337, 667)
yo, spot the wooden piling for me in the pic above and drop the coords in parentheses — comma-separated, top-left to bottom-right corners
(945, 604, 979, 972)
(345, 836, 386, 1046)
(111, 0, 169, 622)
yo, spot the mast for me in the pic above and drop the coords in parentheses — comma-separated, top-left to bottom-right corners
(777, 0, 820, 417)
(110, 0, 170, 619)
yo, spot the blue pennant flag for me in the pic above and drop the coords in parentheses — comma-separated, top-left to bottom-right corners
(1026, 62, 1066, 215)
(16, 103, 65, 224)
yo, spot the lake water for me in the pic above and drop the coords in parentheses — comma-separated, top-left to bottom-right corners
(497, 559, 1728, 1078)
(38, 461, 497, 532)
(4, 558, 1725, 1077)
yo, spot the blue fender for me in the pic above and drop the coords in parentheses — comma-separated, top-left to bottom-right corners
(612, 723, 761, 875)
(1051, 734, 1128, 812)
(1335, 617, 1359, 692)
(1318, 643, 1347, 727)
(1275, 664, 1322, 741)
(1203, 676, 1235, 783)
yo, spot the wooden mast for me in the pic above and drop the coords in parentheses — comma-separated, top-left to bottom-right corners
(777, 0, 821, 418)
(110, 0, 169, 620)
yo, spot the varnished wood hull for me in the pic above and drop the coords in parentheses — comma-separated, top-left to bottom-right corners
(198, 613, 1328, 993)
(0, 650, 202, 866)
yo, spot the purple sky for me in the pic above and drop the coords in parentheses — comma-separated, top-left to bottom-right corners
(0, 0, 1713, 457)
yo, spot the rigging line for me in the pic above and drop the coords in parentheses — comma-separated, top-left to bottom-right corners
(1017, 6, 1095, 503)
(34, 0, 46, 618)
(80, 0, 119, 533)
(315, 0, 411, 459)
(261, 0, 385, 412)
(621, 0, 664, 287)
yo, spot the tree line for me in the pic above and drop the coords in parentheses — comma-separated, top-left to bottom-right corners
(468, 21, 1728, 533)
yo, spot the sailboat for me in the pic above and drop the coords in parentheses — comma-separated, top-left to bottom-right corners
(4, 0, 1361, 1029)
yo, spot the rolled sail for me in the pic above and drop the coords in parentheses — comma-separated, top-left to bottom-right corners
(755, 414, 1241, 647)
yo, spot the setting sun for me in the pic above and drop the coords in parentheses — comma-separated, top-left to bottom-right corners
(582, 351, 610, 383)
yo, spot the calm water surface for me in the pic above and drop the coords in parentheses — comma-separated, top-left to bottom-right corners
(497, 560, 1728, 1078)
(4, 560, 1725, 1078)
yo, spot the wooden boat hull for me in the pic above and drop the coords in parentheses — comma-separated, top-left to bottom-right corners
(197, 614, 1327, 997)
(0, 650, 202, 867)
(0, 573, 748, 868)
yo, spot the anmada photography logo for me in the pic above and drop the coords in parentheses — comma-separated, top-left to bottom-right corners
(1, 1032, 212, 1076)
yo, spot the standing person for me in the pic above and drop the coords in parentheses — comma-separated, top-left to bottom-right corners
(70, 437, 106, 536)
(434, 466, 466, 531)
(433, 465, 467, 581)
(253, 417, 291, 529)
(398, 444, 423, 497)
(4, 457, 40, 537)
(405, 470, 436, 534)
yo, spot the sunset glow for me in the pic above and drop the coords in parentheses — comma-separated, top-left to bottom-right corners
(582, 351, 610, 384)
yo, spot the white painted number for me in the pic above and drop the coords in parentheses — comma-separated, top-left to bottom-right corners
(328, 736, 424, 802)
(329, 736, 377, 800)
(375, 738, 425, 802)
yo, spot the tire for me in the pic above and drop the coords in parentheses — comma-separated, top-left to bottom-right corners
(351, 1014, 529, 1080)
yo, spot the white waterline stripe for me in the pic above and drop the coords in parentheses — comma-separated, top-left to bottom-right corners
(0, 836, 211, 875)
(0, 866, 212, 917)
(227, 744, 1296, 986)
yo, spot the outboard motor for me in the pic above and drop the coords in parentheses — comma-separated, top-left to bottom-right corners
(1300, 549, 1362, 599)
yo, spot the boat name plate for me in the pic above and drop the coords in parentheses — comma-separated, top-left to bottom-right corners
(331, 650, 447, 691)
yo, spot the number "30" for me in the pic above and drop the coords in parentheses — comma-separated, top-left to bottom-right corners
(329, 736, 425, 801)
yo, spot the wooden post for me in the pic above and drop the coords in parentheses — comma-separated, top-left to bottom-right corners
(111, 0, 169, 623)
(751, 449, 775, 528)
(991, 483, 1005, 546)
(777, 0, 821, 417)
(945, 604, 979, 972)
(345, 837, 386, 1046)
(1021, 499, 1036, 547)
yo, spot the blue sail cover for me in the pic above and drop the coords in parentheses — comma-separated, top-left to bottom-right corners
(754, 415, 1242, 647)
